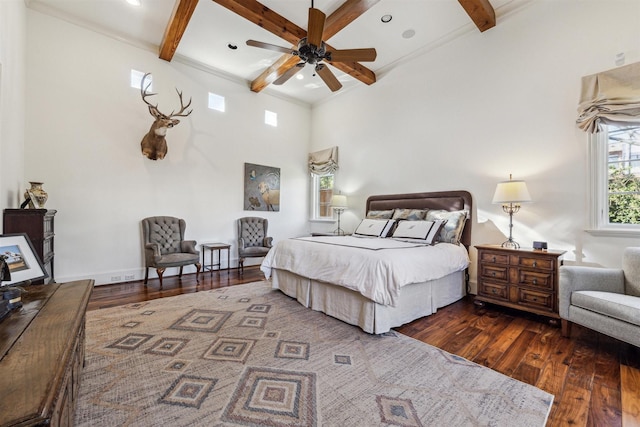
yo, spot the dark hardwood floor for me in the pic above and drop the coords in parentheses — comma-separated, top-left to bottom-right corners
(89, 267, 640, 427)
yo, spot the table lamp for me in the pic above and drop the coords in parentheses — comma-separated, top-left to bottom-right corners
(331, 194, 348, 235)
(492, 174, 532, 249)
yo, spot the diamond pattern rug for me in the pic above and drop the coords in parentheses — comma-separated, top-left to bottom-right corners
(75, 281, 553, 426)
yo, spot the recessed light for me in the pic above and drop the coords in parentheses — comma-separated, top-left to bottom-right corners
(296, 74, 304, 80)
(228, 43, 238, 50)
(402, 29, 416, 39)
(126, 0, 141, 6)
(381, 14, 392, 23)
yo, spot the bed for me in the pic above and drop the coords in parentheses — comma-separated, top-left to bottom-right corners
(261, 190, 473, 334)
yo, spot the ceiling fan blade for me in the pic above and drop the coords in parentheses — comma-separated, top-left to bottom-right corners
(307, 7, 326, 47)
(328, 48, 377, 63)
(273, 63, 305, 85)
(246, 40, 297, 55)
(315, 64, 342, 92)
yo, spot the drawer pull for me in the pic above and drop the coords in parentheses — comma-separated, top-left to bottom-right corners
(532, 279, 537, 285)
(492, 272, 496, 277)
(492, 256, 496, 262)
(532, 297, 538, 302)
(492, 289, 497, 294)
(533, 261, 537, 267)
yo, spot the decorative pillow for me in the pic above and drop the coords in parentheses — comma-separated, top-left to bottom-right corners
(354, 219, 396, 237)
(391, 220, 446, 245)
(392, 209, 428, 221)
(366, 209, 395, 219)
(425, 210, 468, 244)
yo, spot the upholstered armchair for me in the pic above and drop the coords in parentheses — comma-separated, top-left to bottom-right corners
(559, 247, 640, 347)
(141, 216, 201, 288)
(237, 217, 273, 274)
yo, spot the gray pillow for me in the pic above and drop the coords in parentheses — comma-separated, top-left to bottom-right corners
(425, 210, 468, 244)
(366, 209, 394, 219)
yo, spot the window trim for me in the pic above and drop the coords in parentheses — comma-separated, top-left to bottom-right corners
(309, 173, 335, 222)
(587, 125, 640, 237)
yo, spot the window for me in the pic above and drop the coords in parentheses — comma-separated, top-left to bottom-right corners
(310, 173, 334, 220)
(208, 92, 225, 112)
(265, 110, 277, 127)
(590, 124, 640, 232)
(130, 69, 150, 90)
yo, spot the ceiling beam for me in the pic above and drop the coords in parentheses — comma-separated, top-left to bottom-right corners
(250, 55, 301, 92)
(211, 0, 307, 45)
(323, 0, 380, 40)
(243, 0, 378, 93)
(159, 0, 200, 61)
(458, 0, 496, 32)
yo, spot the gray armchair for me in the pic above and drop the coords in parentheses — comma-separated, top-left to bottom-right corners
(559, 247, 640, 347)
(237, 217, 273, 274)
(142, 216, 201, 288)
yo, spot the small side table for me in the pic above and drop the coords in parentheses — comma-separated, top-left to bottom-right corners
(201, 242, 231, 273)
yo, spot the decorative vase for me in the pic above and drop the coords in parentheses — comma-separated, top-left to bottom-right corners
(24, 181, 48, 208)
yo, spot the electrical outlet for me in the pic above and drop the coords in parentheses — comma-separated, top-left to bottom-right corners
(111, 275, 122, 282)
(124, 275, 135, 280)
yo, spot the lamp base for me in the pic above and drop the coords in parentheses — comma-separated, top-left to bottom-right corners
(501, 239, 520, 249)
(332, 228, 345, 236)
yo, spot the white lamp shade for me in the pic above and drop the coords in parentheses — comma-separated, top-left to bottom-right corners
(492, 180, 532, 204)
(331, 194, 348, 208)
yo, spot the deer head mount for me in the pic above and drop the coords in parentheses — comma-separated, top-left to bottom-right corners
(139, 73, 193, 160)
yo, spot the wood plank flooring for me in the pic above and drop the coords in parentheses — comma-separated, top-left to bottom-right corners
(88, 267, 640, 426)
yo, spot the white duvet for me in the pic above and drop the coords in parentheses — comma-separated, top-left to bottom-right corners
(260, 235, 470, 307)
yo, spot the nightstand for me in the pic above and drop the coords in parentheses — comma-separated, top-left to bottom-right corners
(474, 244, 566, 323)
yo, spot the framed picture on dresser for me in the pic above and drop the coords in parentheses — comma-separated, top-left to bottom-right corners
(0, 233, 47, 286)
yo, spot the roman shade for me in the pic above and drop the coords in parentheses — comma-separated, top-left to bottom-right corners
(309, 146, 338, 175)
(577, 62, 640, 133)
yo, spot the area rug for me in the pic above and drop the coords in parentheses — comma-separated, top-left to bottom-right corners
(75, 281, 553, 426)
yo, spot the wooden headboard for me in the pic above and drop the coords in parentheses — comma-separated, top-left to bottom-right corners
(366, 190, 473, 249)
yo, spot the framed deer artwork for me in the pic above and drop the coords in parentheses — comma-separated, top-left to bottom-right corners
(244, 163, 280, 212)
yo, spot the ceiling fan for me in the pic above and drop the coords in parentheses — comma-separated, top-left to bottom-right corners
(245, 2, 377, 92)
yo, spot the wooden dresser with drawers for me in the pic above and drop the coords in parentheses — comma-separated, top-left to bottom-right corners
(475, 244, 565, 322)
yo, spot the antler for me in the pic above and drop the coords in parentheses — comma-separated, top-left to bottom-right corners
(139, 72, 192, 118)
(140, 73, 161, 117)
(169, 89, 193, 118)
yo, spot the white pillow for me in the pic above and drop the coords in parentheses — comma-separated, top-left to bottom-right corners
(392, 220, 447, 244)
(354, 219, 395, 237)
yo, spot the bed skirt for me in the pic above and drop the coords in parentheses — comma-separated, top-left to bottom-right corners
(271, 268, 466, 334)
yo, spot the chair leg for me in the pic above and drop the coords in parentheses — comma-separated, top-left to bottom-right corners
(561, 319, 571, 338)
(195, 263, 201, 283)
(144, 267, 149, 285)
(179, 266, 184, 278)
(156, 267, 166, 289)
(239, 258, 244, 275)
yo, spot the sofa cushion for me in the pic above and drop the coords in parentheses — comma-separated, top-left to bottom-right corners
(623, 247, 640, 296)
(571, 291, 640, 327)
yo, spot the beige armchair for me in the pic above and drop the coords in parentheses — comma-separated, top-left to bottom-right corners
(559, 247, 640, 347)
(142, 216, 201, 288)
(237, 217, 272, 274)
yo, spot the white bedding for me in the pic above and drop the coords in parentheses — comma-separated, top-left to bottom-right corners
(260, 235, 469, 307)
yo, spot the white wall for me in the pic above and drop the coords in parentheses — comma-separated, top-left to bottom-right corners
(24, 10, 312, 285)
(0, 1, 26, 210)
(310, 0, 640, 291)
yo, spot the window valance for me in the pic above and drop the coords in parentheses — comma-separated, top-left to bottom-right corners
(309, 146, 338, 175)
(577, 62, 640, 133)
